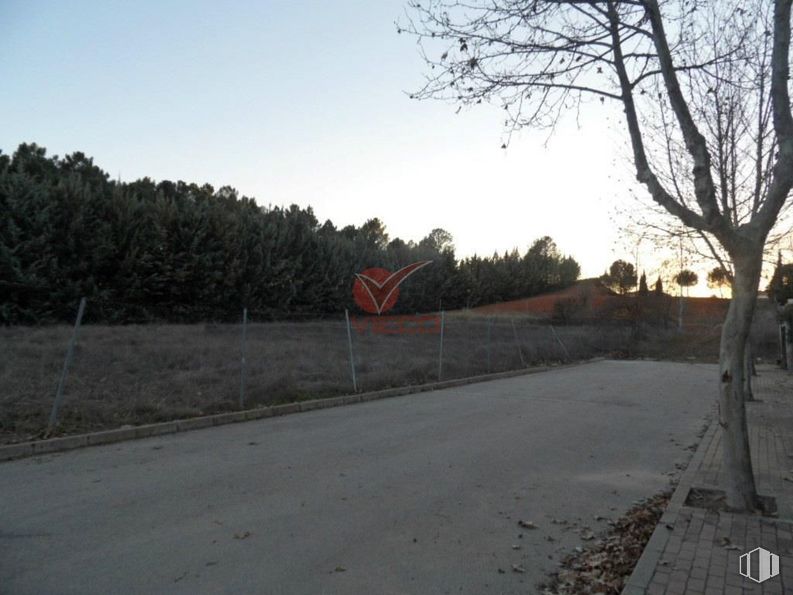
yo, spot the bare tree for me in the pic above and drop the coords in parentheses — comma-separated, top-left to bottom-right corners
(401, 0, 793, 511)
(619, 1, 793, 276)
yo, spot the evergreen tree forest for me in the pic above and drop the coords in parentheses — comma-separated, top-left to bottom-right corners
(0, 144, 581, 324)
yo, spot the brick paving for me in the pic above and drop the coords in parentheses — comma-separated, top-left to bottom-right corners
(624, 367, 793, 594)
(647, 508, 793, 594)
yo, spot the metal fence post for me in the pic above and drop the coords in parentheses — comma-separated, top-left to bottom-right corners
(510, 318, 526, 368)
(239, 307, 248, 409)
(345, 309, 358, 392)
(438, 310, 445, 381)
(549, 324, 570, 361)
(48, 297, 87, 430)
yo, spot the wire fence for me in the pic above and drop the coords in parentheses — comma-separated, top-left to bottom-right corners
(0, 298, 642, 444)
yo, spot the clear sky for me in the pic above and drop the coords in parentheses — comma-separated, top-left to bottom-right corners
(1, 0, 692, 286)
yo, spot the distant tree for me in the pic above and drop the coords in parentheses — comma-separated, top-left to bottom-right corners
(419, 228, 454, 253)
(654, 277, 664, 296)
(458, 239, 579, 307)
(767, 260, 793, 305)
(0, 143, 583, 323)
(707, 267, 733, 298)
(674, 270, 699, 296)
(602, 260, 638, 295)
(638, 272, 649, 296)
(357, 218, 390, 250)
(558, 257, 581, 288)
(523, 236, 563, 292)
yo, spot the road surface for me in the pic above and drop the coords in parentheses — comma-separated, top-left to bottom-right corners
(1, 360, 716, 594)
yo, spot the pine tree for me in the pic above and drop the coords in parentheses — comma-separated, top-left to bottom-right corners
(0, 143, 584, 322)
(638, 272, 649, 296)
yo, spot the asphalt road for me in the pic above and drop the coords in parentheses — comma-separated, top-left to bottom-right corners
(1, 360, 716, 594)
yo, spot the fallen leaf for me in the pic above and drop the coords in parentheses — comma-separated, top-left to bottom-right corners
(541, 491, 671, 595)
(518, 520, 537, 529)
(234, 531, 251, 540)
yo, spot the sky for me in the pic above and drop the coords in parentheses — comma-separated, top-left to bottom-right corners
(0, 0, 725, 293)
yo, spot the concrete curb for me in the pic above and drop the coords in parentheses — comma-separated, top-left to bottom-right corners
(621, 414, 719, 594)
(0, 358, 604, 463)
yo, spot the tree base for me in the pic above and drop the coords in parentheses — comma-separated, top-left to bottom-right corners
(685, 487, 777, 516)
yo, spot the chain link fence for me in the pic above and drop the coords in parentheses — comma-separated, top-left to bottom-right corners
(0, 299, 654, 444)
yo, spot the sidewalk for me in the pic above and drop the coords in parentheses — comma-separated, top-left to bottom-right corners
(623, 366, 793, 594)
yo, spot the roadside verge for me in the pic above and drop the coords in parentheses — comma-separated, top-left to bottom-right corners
(0, 358, 604, 463)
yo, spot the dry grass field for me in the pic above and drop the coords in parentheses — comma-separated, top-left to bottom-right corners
(1, 316, 633, 444)
(0, 304, 779, 445)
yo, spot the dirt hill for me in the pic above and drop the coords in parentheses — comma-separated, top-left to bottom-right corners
(471, 279, 615, 318)
(470, 278, 731, 326)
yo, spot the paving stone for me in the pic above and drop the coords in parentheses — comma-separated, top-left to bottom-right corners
(623, 367, 793, 595)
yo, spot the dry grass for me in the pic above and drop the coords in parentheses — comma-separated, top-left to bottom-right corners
(631, 298, 779, 364)
(0, 317, 631, 443)
(2, 304, 779, 444)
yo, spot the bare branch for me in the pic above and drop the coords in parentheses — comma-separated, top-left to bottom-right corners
(752, 0, 793, 234)
(606, 0, 709, 231)
(642, 0, 725, 235)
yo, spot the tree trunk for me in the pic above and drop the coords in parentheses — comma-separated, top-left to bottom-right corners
(743, 342, 754, 401)
(678, 294, 684, 332)
(719, 253, 762, 511)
